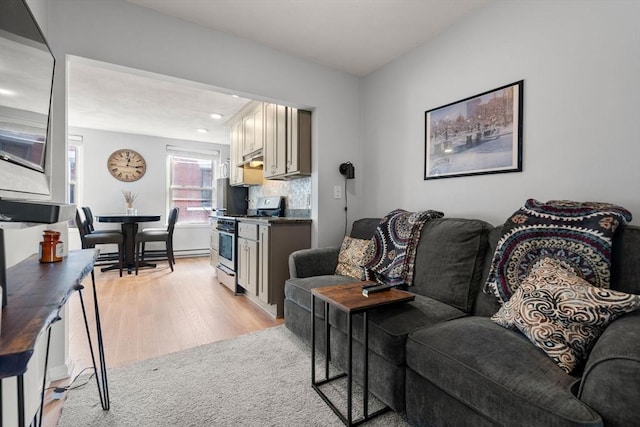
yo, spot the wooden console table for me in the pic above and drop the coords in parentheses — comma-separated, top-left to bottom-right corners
(0, 249, 109, 427)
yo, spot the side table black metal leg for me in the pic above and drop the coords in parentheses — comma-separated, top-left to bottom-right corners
(75, 271, 110, 411)
(347, 313, 352, 425)
(17, 375, 24, 427)
(363, 311, 368, 419)
(37, 321, 57, 427)
(91, 271, 110, 408)
(324, 301, 330, 379)
(311, 295, 316, 385)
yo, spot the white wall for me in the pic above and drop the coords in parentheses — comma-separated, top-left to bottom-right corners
(68, 127, 228, 254)
(47, 0, 363, 248)
(362, 0, 640, 226)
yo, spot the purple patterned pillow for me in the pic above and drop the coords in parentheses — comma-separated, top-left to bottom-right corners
(485, 199, 632, 304)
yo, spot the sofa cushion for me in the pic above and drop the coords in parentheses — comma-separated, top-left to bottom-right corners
(328, 293, 467, 365)
(406, 317, 602, 426)
(485, 199, 632, 304)
(284, 275, 357, 315)
(492, 257, 640, 373)
(350, 218, 382, 240)
(411, 218, 492, 313)
(335, 236, 370, 279)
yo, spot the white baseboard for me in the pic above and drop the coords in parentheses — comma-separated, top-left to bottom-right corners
(49, 359, 74, 382)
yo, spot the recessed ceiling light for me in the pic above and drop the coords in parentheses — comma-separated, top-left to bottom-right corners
(231, 94, 240, 98)
(210, 113, 223, 120)
(0, 88, 16, 96)
(197, 128, 208, 133)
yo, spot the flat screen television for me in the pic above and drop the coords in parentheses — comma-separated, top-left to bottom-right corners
(0, 0, 55, 199)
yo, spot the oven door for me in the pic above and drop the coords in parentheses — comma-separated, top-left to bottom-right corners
(218, 230, 235, 271)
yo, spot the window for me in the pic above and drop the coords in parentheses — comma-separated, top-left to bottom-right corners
(167, 146, 219, 224)
(68, 144, 78, 205)
(68, 135, 83, 226)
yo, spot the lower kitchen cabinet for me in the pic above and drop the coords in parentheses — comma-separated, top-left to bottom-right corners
(210, 220, 219, 269)
(237, 219, 311, 318)
(237, 222, 259, 296)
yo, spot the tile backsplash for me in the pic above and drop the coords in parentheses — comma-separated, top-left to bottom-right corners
(248, 177, 311, 217)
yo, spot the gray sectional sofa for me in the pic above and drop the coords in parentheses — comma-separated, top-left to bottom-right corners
(284, 217, 640, 426)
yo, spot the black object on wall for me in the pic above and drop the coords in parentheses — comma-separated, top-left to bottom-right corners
(339, 162, 355, 179)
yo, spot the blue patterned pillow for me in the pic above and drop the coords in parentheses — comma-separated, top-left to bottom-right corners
(485, 199, 632, 304)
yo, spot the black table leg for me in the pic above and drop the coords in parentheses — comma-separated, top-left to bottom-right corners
(363, 311, 368, 419)
(17, 375, 24, 427)
(76, 271, 110, 410)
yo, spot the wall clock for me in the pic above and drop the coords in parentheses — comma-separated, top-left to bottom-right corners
(107, 149, 147, 182)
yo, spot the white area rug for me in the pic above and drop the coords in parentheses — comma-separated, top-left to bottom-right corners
(59, 325, 411, 426)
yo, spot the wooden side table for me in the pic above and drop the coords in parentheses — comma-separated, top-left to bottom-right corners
(0, 249, 109, 427)
(311, 281, 415, 426)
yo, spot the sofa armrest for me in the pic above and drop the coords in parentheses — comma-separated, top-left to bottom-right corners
(578, 311, 640, 427)
(288, 246, 340, 278)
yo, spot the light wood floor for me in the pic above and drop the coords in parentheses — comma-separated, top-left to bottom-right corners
(43, 257, 283, 426)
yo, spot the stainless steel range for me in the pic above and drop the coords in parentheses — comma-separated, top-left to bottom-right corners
(214, 196, 285, 293)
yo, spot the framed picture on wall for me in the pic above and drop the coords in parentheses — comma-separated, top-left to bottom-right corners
(424, 80, 524, 180)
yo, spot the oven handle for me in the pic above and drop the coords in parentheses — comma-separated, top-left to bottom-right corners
(217, 264, 235, 276)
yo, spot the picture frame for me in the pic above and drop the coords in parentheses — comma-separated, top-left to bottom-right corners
(424, 80, 523, 180)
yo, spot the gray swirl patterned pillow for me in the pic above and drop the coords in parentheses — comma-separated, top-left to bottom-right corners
(492, 257, 640, 373)
(335, 236, 370, 280)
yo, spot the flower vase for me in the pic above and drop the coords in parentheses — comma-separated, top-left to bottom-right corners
(126, 202, 136, 215)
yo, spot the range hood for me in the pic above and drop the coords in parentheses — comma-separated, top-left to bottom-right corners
(239, 149, 264, 168)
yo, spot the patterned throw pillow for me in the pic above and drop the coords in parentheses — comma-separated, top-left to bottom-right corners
(492, 258, 640, 373)
(335, 236, 370, 280)
(485, 199, 632, 304)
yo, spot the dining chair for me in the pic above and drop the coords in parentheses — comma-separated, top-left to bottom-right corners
(134, 207, 179, 274)
(76, 208, 124, 276)
(82, 206, 114, 234)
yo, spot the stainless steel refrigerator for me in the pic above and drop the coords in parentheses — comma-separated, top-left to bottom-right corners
(215, 178, 248, 216)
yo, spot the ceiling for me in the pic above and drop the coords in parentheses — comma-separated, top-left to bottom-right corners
(68, 0, 492, 144)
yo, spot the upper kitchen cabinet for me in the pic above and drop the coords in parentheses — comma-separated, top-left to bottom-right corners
(242, 102, 264, 157)
(228, 102, 263, 186)
(263, 105, 311, 180)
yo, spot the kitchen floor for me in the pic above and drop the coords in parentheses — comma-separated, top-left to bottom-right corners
(43, 257, 282, 426)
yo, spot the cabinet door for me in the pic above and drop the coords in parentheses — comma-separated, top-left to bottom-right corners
(263, 103, 287, 178)
(210, 248, 218, 269)
(210, 228, 219, 250)
(286, 107, 299, 173)
(258, 225, 270, 304)
(242, 112, 254, 156)
(246, 239, 259, 296)
(285, 108, 311, 176)
(242, 103, 263, 157)
(236, 237, 246, 288)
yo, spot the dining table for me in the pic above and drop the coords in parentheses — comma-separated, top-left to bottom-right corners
(95, 213, 162, 273)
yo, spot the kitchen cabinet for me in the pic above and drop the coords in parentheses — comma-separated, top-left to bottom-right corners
(209, 219, 219, 269)
(263, 103, 287, 178)
(237, 222, 259, 296)
(263, 106, 311, 180)
(242, 102, 264, 157)
(256, 220, 311, 317)
(229, 105, 262, 186)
